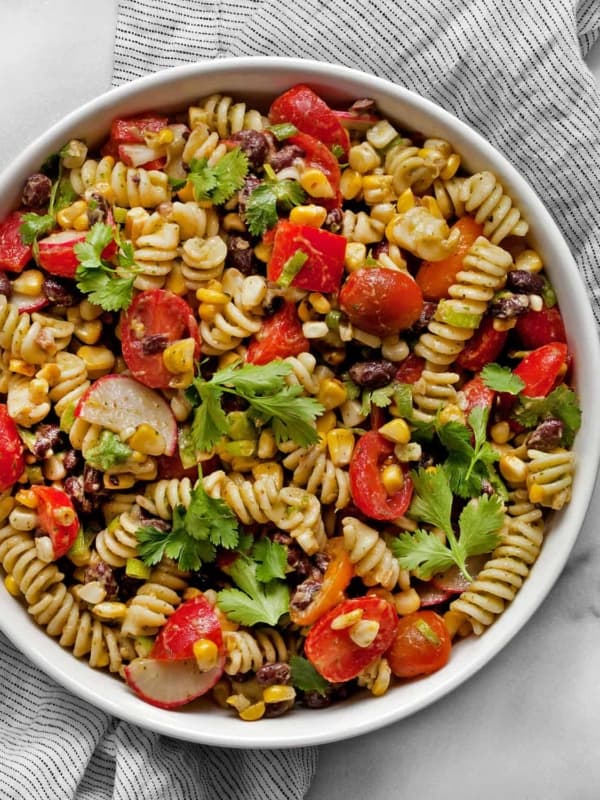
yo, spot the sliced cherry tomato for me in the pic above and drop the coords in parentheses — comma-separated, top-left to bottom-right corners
(37, 226, 117, 279)
(514, 342, 568, 398)
(386, 610, 451, 678)
(290, 538, 353, 627)
(246, 301, 309, 365)
(0, 405, 25, 491)
(395, 354, 426, 384)
(415, 217, 483, 300)
(151, 594, 223, 661)
(269, 84, 350, 159)
(339, 268, 423, 338)
(459, 375, 495, 415)
(455, 315, 508, 373)
(0, 211, 33, 273)
(121, 289, 201, 389)
(304, 596, 399, 682)
(110, 114, 169, 144)
(267, 221, 346, 293)
(31, 485, 80, 560)
(514, 304, 567, 350)
(349, 431, 414, 521)
(288, 131, 342, 209)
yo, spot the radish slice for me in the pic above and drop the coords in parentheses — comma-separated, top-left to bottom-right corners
(333, 110, 381, 131)
(75, 373, 177, 455)
(10, 290, 49, 314)
(431, 555, 489, 594)
(124, 654, 225, 709)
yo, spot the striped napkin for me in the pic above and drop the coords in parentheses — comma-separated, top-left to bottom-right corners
(2, 0, 600, 798)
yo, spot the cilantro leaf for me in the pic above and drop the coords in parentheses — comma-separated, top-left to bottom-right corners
(85, 274, 136, 312)
(391, 527, 456, 579)
(252, 538, 288, 582)
(407, 467, 453, 534)
(187, 148, 248, 205)
(74, 222, 138, 311)
(184, 480, 239, 550)
(290, 655, 330, 696)
(19, 213, 55, 245)
(439, 406, 502, 499)
(85, 430, 132, 470)
(514, 385, 581, 447)
(217, 555, 290, 626)
(245, 177, 306, 236)
(481, 363, 525, 395)
(457, 494, 505, 558)
(190, 383, 228, 452)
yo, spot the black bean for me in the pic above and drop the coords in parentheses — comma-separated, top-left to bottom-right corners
(506, 269, 545, 295)
(489, 293, 530, 319)
(31, 424, 62, 459)
(21, 173, 52, 208)
(226, 236, 254, 275)
(527, 417, 564, 451)
(141, 333, 169, 355)
(82, 464, 103, 495)
(0, 272, 11, 299)
(408, 301, 437, 334)
(302, 690, 333, 709)
(290, 578, 322, 612)
(87, 192, 110, 226)
(348, 360, 396, 389)
(43, 277, 76, 307)
(256, 662, 291, 686)
(264, 699, 295, 718)
(267, 144, 305, 172)
(325, 206, 343, 232)
(228, 130, 271, 172)
(62, 449, 82, 475)
(238, 175, 262, 215)
(84, 561, 118, 599)
(313, 551, 331, 575)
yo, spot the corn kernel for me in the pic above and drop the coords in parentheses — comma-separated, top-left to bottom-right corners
(61, 139, 88, 169)
(349, 619, 380, 648)
(438, 403, 465, 426)
(193, 638, 219, 671)
(28, 377, 49, 405)
(499, 454, 528, 485)
(331, 608, 364, 630)
(36, 362, 61, 385)
(253, 241, 273, 262)
(490, 421, 511, 445)
(344, 241, 367, 272)
(12, 269, 44, 297)
(297, 298, 314, 323)
(443, 609, 466, 639)
(177, 181, 195, 202)
(393, 588, 421, 616)
(14, 488, 38, 509)
(396, 188, 416, 212)
(348, 142, 381, 173)
(316, 410, 337, 435)
(300, 168, 335, 199)
(302, 321, 329, 339)
(128, 424, 166, 456)
(252, 461, 284, 489)
(366, 119, 399, 149)
(317, 378, 348, 410)
(74, 320, 102, 345)
(256, 430, 277, 460)
(77, 345, 115, 378)
(35, 536, 55, 563)
(165, 261, 187, 295)
(103, 472, 136, 490)
(92, 601, 127, 621)
(226, 693, 250, 713)
(196, 287, 229, 305)
(308, 292, 331, 315)
(381, 463, 404, 494)
(440, 153, 461, 181)
(198, 304, 219, 322)
(528, 483, 546, 504)
(162, 338, 196, 375)
(492, 318, 517, 332)
(289, 204, 327, 228)
(4, 575, 20, 597)
(515, 249, 543, 273)
(420, 195, 443, 218)
(72, 213, 90, 232)
(0, 495, 15, 523)
(340, 168, 363, 200)
(263, 685, 296, 704)
(56, 200, 88, 229)
(326, 428, 355, 467)
(362, 174, 395, 205)
(378, 418, 411, 444)
(9, 359, 36, 377)
(239, 701, 266, 721)
(371, 658, 392, 696)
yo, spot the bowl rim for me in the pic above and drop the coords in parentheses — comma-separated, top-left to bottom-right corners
(1, 55, 599, 748)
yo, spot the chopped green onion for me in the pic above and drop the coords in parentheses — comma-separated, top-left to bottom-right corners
(277, 249, 308, 288)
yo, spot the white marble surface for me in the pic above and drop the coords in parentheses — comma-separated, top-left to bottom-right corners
(2, 2, 600, 798)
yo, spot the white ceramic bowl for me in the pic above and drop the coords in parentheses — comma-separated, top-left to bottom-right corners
(1, 57, 599, 749)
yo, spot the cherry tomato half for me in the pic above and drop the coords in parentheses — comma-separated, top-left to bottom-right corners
(386, 610, 451, 678)
(514, 342, 568, 398)
(121, 289, 201, 389)
(0, 211, 33, 273)
(349, 431, 414, 521)
(246, 301, 309, 365)
(339, 268, 423, 338)
(290, 538, 353, 627)
(267, 221, 346, 293)
(0, 404, 25, 492)
(455, 315, 508, 373)
(151, 594, 223, 661)
(459, 375, 495, 416)
(31, 485, 80, 560)
(415, 216, 483, 300)
(514, 304, 567, 350)
(269, 84, 350, 160)
(110, 114, 169, 144)
(395, 354, 425, 384)
(304, 596, 399, 682)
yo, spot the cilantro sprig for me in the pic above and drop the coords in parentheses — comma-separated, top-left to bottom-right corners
(480, 362, 525, 395)
(186, 360, 324, 452)
(391, 466, 505, 580)
(74, 222, 139, 311)
(245, 164, 306, 236)
(136, 476, 240, 572)
(187, 148, 248, 205)
(290, 655, 330, 696)
(514, 384, 581, 447)
(217, 549, 290, 627)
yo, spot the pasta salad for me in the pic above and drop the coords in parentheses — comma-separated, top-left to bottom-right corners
(0, 84, 581, 718)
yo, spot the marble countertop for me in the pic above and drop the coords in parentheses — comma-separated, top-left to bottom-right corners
(2, 3, 600, 799)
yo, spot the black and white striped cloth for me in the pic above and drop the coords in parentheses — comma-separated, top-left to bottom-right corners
(3, 1, 600, 798)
